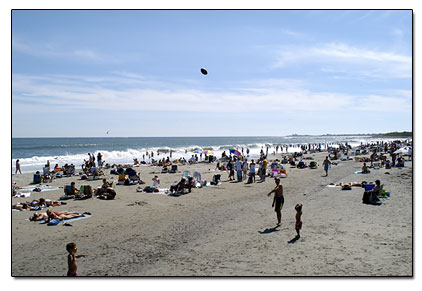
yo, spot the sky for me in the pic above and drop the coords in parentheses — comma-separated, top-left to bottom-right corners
(11, 9, 412, 137)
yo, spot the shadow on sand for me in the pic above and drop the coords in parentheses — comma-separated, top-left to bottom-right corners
(288, 235, 300, 244)
(258, 225, 280, 234)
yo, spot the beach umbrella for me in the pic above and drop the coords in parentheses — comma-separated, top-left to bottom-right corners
(203, 150, 214, 155)
(229, 148, 242, 156)
(192, 149, 203, 154)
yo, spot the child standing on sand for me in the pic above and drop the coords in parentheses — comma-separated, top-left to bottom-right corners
(294, 204, 303, 239)
(66, 242, 88, 276)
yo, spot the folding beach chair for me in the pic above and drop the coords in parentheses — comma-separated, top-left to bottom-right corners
(193, 171, 201, 182)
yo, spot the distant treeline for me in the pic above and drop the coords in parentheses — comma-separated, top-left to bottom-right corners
(375, 131, 412, 138)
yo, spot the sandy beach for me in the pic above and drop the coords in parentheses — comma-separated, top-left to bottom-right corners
(11, 150, 412, 276)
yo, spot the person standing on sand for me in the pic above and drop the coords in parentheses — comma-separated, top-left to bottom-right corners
(323, 156, 331, 176)
(15, 159, 22, 174)
(260, 157, 268, 182)
(294, 203, 303, 239)
(66, 242, 88, 276)
(267, 178, 284, 226)
(242, 159, 248, 180)
(227, 159, 234, 181)
(97, 152, 103, 168)
(249, 159, 256, 183)
(235, 158, 243, 182)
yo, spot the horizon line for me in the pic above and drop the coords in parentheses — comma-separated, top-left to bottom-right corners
(11, 132, 412, 139)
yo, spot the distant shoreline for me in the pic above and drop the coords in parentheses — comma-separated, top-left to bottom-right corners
(12, 132, 413, 139)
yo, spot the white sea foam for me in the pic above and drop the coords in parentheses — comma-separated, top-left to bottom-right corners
(12, 137, 406, 174)
(11, 143, 311, 174)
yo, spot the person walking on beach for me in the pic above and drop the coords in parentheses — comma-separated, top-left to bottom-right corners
(323, 156, 331, 176)
(267, 178, 284, 226)
(15, 159, 22, 174)
(66, 242, 87, 276)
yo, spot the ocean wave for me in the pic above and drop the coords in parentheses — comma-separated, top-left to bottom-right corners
(12, 135, 393, 174)
(13, 143, 101, 150)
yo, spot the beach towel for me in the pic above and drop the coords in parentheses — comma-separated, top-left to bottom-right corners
(140, 188, 169, 195)
(18, 185, 61, 192)
(30, 214, 92, 226)
(48, 214, 91, 226)
(13, 192, 31, 198)
(354, 171, 369, 174)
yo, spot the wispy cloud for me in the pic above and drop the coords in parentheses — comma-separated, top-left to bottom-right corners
(12, 73, 411, 115)
(272, 42, 411, 79)
(12, 37, 107, 62)
(352, 94, 411, 112)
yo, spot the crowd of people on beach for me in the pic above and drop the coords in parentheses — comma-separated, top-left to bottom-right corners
(12, 138, 412, 275)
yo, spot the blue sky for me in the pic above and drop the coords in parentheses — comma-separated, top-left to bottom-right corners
(12, 10, 412, 137)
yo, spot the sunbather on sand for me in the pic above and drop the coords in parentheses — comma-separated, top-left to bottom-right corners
(37, 198, 66, 208)
(12, 202, 31, 211)
(29, 212, 49, 221)
(46, 209, 86, 222)
(335, 182, 366, 187)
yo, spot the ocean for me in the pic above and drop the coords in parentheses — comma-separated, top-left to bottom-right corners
(12, 135, 395, 174)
